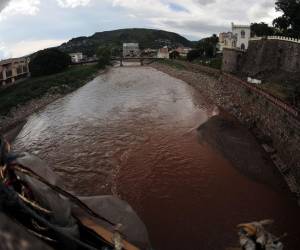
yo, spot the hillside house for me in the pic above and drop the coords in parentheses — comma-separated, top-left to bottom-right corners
(157, 47, 169, 59)
(142, 48, 157, 57)
(175, 47, 192, 57)
(0, 57, 30, 87)
(69, 52, 84, 63)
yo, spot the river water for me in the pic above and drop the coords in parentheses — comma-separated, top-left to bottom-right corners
(14, 65, 300, 249)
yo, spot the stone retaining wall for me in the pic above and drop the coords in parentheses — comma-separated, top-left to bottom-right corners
(222, 48, 245, 74)
(151, 62, 300, 186)
(223, 39, 300, 78)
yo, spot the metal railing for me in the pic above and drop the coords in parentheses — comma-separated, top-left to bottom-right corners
(222, 73, 299, 118)
(250, 36, 300, 44)
(173, 60, 300, 119)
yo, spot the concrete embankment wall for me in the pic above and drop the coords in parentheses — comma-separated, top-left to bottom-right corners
(152, 62, 300, 183)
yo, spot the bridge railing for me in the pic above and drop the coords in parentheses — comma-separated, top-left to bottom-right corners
(112, 57, 157, 60)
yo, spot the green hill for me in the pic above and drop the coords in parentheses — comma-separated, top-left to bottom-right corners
(59, 28, 195, 56)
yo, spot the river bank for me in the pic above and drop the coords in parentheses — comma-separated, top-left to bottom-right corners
(0, 65, 102, 135)
(151, 60, 300, 204)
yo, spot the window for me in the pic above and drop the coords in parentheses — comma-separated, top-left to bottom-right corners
(17, 66, 22, 74)
(241, 30, 245, 38)
(23, 66, 28, 72)
(6, 70, 12, 78)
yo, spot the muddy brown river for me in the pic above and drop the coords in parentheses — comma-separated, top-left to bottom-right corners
(14, 65, 300, 249)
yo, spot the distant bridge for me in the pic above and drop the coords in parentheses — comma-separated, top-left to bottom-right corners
(72, 57, 159, 67)
(111, 57, 157, 66)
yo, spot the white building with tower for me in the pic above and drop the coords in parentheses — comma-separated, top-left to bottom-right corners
(219, 23, 251, 51)
(231, 23, 251, 50)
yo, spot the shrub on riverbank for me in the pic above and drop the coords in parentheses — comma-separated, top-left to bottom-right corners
(29, 48, 71, 77)
(96, 46, 112, 69)
(0, 65, 98, 116)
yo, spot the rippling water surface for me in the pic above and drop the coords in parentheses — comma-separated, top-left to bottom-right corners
(14, 66, 300, 249)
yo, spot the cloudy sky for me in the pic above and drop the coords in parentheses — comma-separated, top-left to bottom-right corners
(0, 0, 281, 59)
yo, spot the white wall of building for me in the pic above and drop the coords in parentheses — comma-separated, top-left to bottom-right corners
(157, 47, 169, 59)
(232, 23, 251, 50)
(69, 53, 84, 63)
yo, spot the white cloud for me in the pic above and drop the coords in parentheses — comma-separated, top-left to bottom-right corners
(128, 14, 137, 19)
(0, 0, 283, 59)
(109, 0, 280, 38)
(0, 0, 10, 12)
(0, 42, 12, 60)
(56, 0, 91, 8)
(0, 0, 40, 21)
(0, 39, 66, 59)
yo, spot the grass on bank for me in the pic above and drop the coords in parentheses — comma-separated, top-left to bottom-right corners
(261, 82, 290, 101)
(156, 59, 188, 70)
(156, 57, 222, 71)
(0, 64, 99, 116)
(193, 57, 222, 70)
(261, 82, 300, 108)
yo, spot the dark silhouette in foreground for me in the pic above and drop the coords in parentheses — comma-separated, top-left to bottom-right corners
(0, 136, 150, 250)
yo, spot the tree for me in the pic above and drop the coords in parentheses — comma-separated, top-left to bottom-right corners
(29, 48, 71, 77)
(169, 50, 180, 60)
(197, 34, 219, 58)
(251, 22, 275, 37)
(273, 0, 300, 37)
(96, 46, 112, 69)
(187, 50, 201, 62)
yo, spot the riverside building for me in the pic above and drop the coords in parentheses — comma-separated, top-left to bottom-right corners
(0, 57, 30, 87)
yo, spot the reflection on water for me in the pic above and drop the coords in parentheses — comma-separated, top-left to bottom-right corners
(14, 66, 300, 250)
